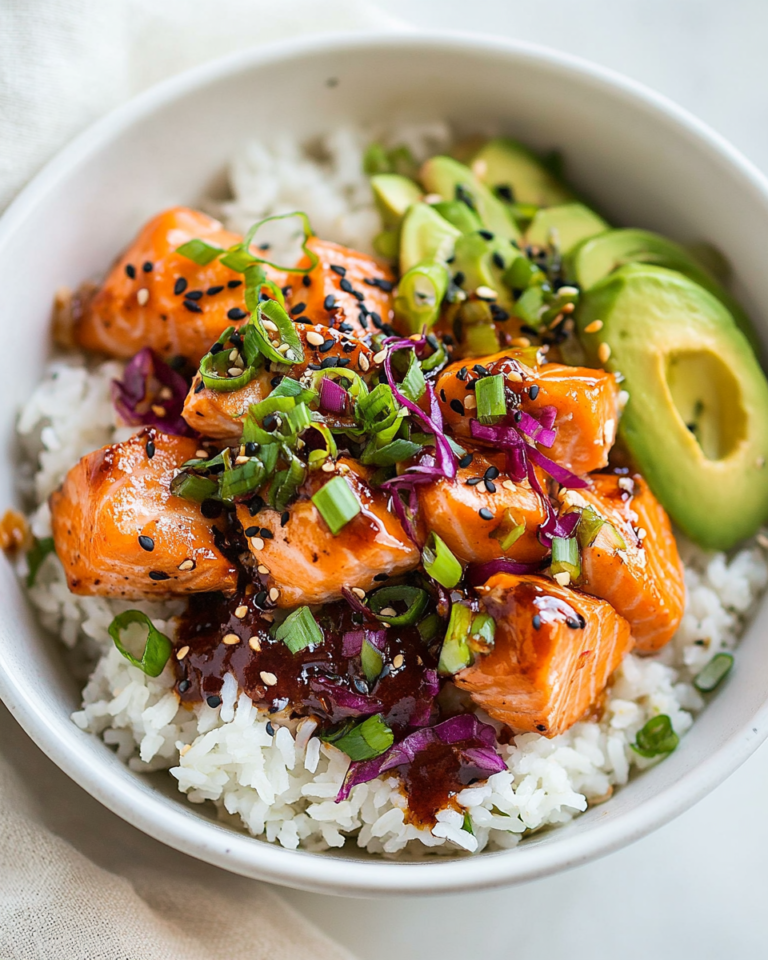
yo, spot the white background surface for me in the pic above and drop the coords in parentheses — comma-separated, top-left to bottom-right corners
(7, 2, 768, 957)
(286, 3, 768, 956)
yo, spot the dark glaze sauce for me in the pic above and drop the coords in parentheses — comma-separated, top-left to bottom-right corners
(399, 739, 494, 828)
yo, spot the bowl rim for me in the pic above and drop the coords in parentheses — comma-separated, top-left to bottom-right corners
(3, 28, 768, 896)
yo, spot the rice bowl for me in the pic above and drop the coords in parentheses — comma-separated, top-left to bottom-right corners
(3, 34, 768, 894)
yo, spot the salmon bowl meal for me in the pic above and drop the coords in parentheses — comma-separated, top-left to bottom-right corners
(8, 118, 768, 859)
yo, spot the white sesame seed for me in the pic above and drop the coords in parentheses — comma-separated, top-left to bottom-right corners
(618, 477, 634, 493)
(598, 342, 611, 364)
(321, 461, 335, 473)
(558, 285, 579, 297)
(350, 587, 366, 600)
(553, 571, 571, 587)
(262, 319, 278, 333)
(180, 743, 192, 756)
(248, 636, 261, 652)
(260, 671, 278, 686)
(151, 404, 166, 417)
(464, 395, 477, 410)
(235, 605, 248, 619)
(251, 537, 264, 551)
(379, 606, 397, 617)
(603, 418, 616, 444)
(507, 371, 523, 383)
(359, 353, 370, 372)
(337, 463, 350, 474)
(637, 527, 647, 540)
(584, 319, 603, 334)
(423, 193, 443, 204)
(277, 342, 291, 354)
(227, 367, 242, 377)
(269, 587, 280, 602)
(159, 386, 172, 400)
(257, 564, 269, 575)
(471, 158, 488, 178)
(176, 645, 190, 660)
(306, 330, 324, 346)
(373, 349, 387, 364)
(137, 287, 149, 305)
(235, 455, 249, 465)
(392, 654, 405, 669)
(195, 449, 208, 458)
(223, 633, 240, 645)
(229, 348, 239, 362)
(502, 479, 516, 491)
(475, 285, 497, 301)
(178, 558, 195, 571)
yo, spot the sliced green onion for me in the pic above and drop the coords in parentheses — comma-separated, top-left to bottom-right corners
(248, 394, 301, 422)
(250, 299, 304, 365)
(332, 714, 394, 761)
(360, 638, 384, 683)
(470, 613, 496, 649)
(463, 322, 499, 356)
(394, 261, 449, 333)
(422, 532, 463, 589)
(283, 401, 312, 435)
(576, 506, 626, 551)
(631, 714, 679, 758)
(514, 286, 545, 327)
(272, 605, 323, 654)
(369, 585, 429, 626)
(108, 610, 172, 677)
(438, 602, 473, 675)
(269, 455, 307, 512)
(26, 536, 55, 588)
(170, 471, 219, 503)
(311, 475, 361, 535)
(270, 377, 317, 402)
(475, 373, 507, 424)
(491, 509, 525, 552)
(356, 383, 399, 435)
(307, 424, 338, 469)
(360, 437, 422, 467)
(199, 326, 257, 393)
(417, 612, 443, 642)
(220, 458, 265, 502)
(693, 652, 734, 692)
(175, 238, 224, 265)
(462, 811, 474, 835)
(420, 336, 448, 373)
(400, 351, 426, 403)
(310, 367, 369, 404)
(551, 536, 581, 582)
(243, 211, 318, 274)
(219, 245, 259, 273)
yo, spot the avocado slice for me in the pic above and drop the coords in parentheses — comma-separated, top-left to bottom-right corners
(570, 228, 759, 352)
(452, 233, 521, 311)
(419, 156, 521, 243)
(525, 203, 609, 255)
(399, 202, 461, 274)
(431, 200, 483, 235)
(470, 137, 575, 207)
(577, 264, 768, 549)
(370, 174, 422, 230)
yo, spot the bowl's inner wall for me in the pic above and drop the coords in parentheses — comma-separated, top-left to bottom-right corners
(1, 36, 767, 891)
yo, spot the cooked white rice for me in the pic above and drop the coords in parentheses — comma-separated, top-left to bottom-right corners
(17, 123, 768, 856)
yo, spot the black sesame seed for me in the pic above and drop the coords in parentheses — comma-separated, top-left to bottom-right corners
(458, 453, 474, 469)
(491, 304, 510, 322)
(201, 499, 223, 519)
(173, 277, 188, 295)
(210, 341, 224, 355)
(440, 388, 447, 403)
(456, 366, 468, 381)
(183, 300, 202, 313)
(484, 465, 500, 480)
(138, 535, 154, 552)
(194, 379, 204, 393)
(248, 495, 265, 516)
(520, 324, 540, 338)
(149, 570, 170, 581)
(228, 307, 247, 320)
(270, 375, 284, 388)
(266, 721, 275, 736)
(341, 341, 356, 353)
(280, 511, 290, 527)
(492, 252, 505, 270)
(358, 302, 369, 316)
(479, 508, 493, 520)
(466, 478, 482, 486)
(352, 289, 365, 302)
(357, 312, 368, 330)
(443, 333, 454, 345)
(566, 618, 581, 630)
(485, 480, 497, 493)
(142, 260, 153, 273)
(290, 302, 306, 316)
(255, 590, 268, 606)
(465, 379, 477, 391)
(369, 312, 382, 329)
(373, 572, 390, 582)
(146, 439, 155, 458)
(529, 385, 540, 401)
(532, 614, 542, 630)
(339, 278, 353, 294)
(453, 271, 465, 286)
(330, 264, 347, 277)
(536, 723, 547, 732)
(207, 285, 224, 295)
(260, 528, 274, 540)
(353, 678, 369, 695)
(262, 413, 278, 431)
(307, 363, 322, 371)
(514, 411, 523, 423)
(281, 285, 292, 297)
(496, 184, 514, 202)
(478, 230, 494, 241)
(450, 399, 465, 416)
(244, 441, 258, 456)
(324, 294, 337, 311)
(245, 526, 259, 537)
(302, 274, 312, 287)
(178, 680, 190, 693)
(185, 290, 203, 300)
(207, 695, 222, 708)
(321, 356, 346, 368)
(258, 242, 271, 251)
(318, 338, 335, 353)
(125, 264, 136, 279)
(473, 364, 489, 377)
(338, 322, 354, 333)
(227, 279, 242, 288)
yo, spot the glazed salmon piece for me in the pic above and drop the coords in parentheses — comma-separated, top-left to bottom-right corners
(455, 573, 633, 736)
(560, 473, 685, 653)
(182, 322, 377, 441)
(435, 351, 620, 476)
(75, 207, 285, 363)
(50, 428, 238, 599)
(287, 237, 395, 340)
(417, 450, 548, 565)
(236, 459, 419, 607)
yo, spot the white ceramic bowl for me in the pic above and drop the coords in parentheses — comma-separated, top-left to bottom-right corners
(2, 31, 768, 897)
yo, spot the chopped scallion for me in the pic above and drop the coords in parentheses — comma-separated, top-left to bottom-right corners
(631, 714, 679, 758)
(272, 605, 323, 654)
(422, 531, 463, 589)
(693, 652, 734, 693)
(331, 714, 394, 761)
(393, 261, 449, 333)
(170, 472, 219, 503)
(175, 238, 224, 265)
(369, 585, 429, 626)
(26, 536, 55, 588)
(311, 475, 361, 535)
(360, 638, 384, 683)
(437, 603, 473, 675)
(490, 509, 525, 552)
(475, 373, 507, 424)
(550, 536, 581, 582)
(108, 610, 172, 677)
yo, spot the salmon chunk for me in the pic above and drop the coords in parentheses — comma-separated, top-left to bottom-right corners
(50, 429, 238, 599)
(75, 207, 284, 363)
(236, 459, 419, 607)
(417, 450, 548, 564)
(560, 473, 685, 652)
(436, 352, 620, 476)
(456, 574, 633, 736)
(182, 322, 377, 441)
(287, 237, 395, 340)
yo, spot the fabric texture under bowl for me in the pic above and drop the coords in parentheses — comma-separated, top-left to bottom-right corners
(1, 31, 768, 896)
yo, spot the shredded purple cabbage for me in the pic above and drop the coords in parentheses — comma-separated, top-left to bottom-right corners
(466, 557, 547, 587)
(112, 348, 191, 435)
(319, 376, 347, 414)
